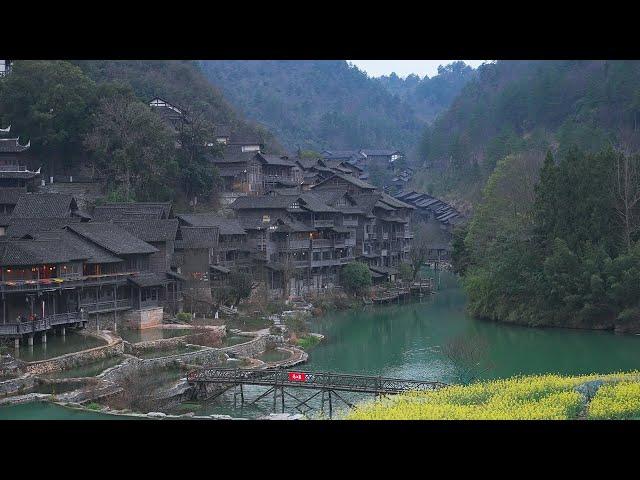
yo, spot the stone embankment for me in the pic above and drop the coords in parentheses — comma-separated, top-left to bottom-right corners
(25, 330, 123, 376)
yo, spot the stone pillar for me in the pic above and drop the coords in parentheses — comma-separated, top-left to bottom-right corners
(14, 338, 19, 349)
(42, 332, 47, 344)
(61, 326, 66, 336)
(27, 335, 33, 346)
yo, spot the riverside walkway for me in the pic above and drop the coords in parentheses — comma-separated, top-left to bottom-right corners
(187, 368, 447, 418)
(0, 312, 87, 346)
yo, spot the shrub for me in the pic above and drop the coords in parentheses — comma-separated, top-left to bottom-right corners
(341, 262, 372, 296)
(296, 335, 320, 350)
(398, 263, 413, 282)
(176, 312, 192, 323)
(284, 314, 308, 336)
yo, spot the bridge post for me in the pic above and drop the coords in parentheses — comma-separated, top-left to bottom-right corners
(27, 335, 33, 346)
(273, 385, 278, 412)
(61, 326, 65, 337)
(14, 337, 19, 349)
(281, 387, 285, 413)
(42, 332, 47, 344)
(328, 390, 333, 419)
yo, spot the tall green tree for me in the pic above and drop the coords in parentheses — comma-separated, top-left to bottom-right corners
(0, 60, 97, 170)
(84, 94, 177, 201)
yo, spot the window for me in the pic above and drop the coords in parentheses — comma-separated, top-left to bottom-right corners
(262, 215, 270, 223)
(290, 202, 300, 209)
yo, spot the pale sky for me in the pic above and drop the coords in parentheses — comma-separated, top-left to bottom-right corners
(349, 60, 488, 78)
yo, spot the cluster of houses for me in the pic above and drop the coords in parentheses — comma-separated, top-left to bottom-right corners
(319, 149, 415, 191)
(0, 89, 461, 344)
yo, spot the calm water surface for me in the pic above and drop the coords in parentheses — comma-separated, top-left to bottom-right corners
(6, 270, 640, 419)
(174, 271, 640, 418)
(11, 331, 105, 362)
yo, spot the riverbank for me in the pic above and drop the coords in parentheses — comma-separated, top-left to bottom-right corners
(346, 372, 640, 420)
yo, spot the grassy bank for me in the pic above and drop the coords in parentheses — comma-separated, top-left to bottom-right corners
(346, 372, 640, 420)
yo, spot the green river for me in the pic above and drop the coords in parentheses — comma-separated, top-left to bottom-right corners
(4, 270, 640, 419)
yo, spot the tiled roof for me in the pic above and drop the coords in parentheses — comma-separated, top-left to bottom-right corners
(176, 226, 219, 249)
(0, 187, 26, 205)
(230, 192, 336, 214)
(34, 229, 123, 264)
(12, 193, 77, 218)
(361, 149, 401, 156)
(0, 171, 39, 180)
(0, 138, 30, 153)
(352, 193, 383, 215)
(256, 153, 296, 167)
(295, 158, 321, 170)
(0, 238, 87, 266)
(67, 223, 158, 255)
(206, 150, 256, 165)
(176, 214, 246, 235)
(273, 218, 315, 233)
(92, 202, 172, 221)
(312, 173, 377, 192)
(114, 219, 179, 242)
(128, 272, 170, 288)
(380, 192, 415, 210)
(5, 217, 81, 238)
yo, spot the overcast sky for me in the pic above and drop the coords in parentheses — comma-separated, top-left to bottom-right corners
(349, 60, 488, 78)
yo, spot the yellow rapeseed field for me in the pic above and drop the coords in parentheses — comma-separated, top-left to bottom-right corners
(346, 372, 640, 420)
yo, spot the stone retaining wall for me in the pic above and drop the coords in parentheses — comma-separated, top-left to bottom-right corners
(221, 335, 270, 358)
(0, 374, 36, 398)
(24, 331, 124, 376)
(100, 347, 227, 385)
(125, 307, 164, 329)
(124, 326, 226, 355)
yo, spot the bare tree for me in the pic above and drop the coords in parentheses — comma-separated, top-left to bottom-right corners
(442, 334, 493, 384)
(409, 220, 450, 280)
(614, 152, 640, 249)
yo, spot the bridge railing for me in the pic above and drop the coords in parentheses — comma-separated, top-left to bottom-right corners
(187, 368, 446, 393)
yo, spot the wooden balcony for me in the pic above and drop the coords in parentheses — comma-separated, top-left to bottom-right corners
(0, 272, 137, 294)
(80, 299, 132, 314)
(280, 239, 311, 250)
(342, 219, 358, 227)
(314, 219, 334, 228)
(311, 259, 342, 267)
(311, 239, 332, 248)
(0, 312, 85, 338)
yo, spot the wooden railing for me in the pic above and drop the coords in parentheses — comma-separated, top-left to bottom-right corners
(80, 299, 132, 313)
(0, 312, 84, 336)
(0, 272, 138, 293)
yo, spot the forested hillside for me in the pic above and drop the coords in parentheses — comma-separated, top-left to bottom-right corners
(198, 60, 424, 156)
(414, 60, 640, 205)
(377, 61, 477, 123)
(454, 147, 640, 331)
(75, 61, 280, 151)
(0, 60, 279, 207)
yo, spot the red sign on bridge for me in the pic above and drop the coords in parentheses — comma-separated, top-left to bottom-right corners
(288, 372, 306, 382)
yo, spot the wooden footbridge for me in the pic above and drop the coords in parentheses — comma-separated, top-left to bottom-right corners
(187, 368, 447, 418)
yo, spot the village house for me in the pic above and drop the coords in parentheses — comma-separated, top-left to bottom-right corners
(230, 190, 361, 296)
(148, 97, 188, 134)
